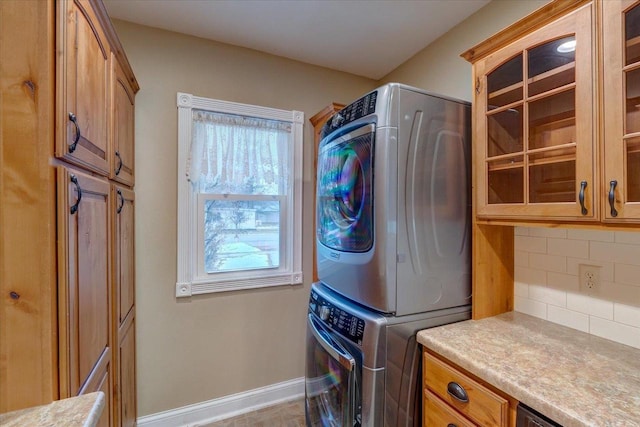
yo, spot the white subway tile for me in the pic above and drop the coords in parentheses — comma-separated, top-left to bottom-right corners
(515, 296, 547, 319)
(547, 305, 589, 333)
(514, 281, 529, 298)
(566, 293, 614, 319)
(589, 316, 640, 349)
(514, 226, 529, 236)
(515, 266, 546, 286)
(528, 227, 567, 238)
(529, 284, 567, 307)
(515, 235, 547, 254)
(514, 250, 529, 267)
(547, 238, 589, 259)
(514, 236, 547, 254)
(590, 242, 640, 266)
(547, 272, 579, 293)
(567, 229, 615, 242)
(614, 303, 640, 328)
(529, 253, 567, 273)
(614, 231, 640, 245)
(614, 263, 640, 287)
(601, 282, 640, 306)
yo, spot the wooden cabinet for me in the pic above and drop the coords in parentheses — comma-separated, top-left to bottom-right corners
(468, 1, 595, 221)
(112, 58, 136, 186)
(309, 103, 345, 282)
(57, 0, 111, 175)
(58, 167, 112, 396)
(0, 0, 139, 423)
(423, 350, 517, 427)
(602, 0, 640, 221)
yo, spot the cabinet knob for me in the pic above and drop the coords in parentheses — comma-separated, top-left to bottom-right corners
(447, 381, 469, 403)
(68, 112, 81, 153)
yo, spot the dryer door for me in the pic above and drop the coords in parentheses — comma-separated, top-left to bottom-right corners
(316, 124, 374, 253)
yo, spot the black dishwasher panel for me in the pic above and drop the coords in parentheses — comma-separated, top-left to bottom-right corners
(516, 403, 562, 427)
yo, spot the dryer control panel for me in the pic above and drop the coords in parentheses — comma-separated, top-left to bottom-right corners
(309, 289, 365, 346)
(321, 90, 378, 137)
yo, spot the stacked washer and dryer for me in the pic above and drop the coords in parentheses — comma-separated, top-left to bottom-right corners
(305, 83, 472, 427)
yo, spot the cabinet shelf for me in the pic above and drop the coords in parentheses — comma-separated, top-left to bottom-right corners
(528, 62, 575, 96)
(488, 81, 523, 109)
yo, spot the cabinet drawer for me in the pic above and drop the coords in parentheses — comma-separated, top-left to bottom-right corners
(425, 390, 476, 427)
(424, 352, 508, 427)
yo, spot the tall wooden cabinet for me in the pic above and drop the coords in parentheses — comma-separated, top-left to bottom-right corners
(0, 0, 138, 425)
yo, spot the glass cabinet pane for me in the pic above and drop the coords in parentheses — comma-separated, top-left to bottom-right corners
(528, 148, 576, 203)
(627, 138, 640, 202)
(487, 106, 523, 157)
(625, 4, 640, 65)
(487, 156, 524, 204)
(528, 36, 576, 97)
(529, 89, 576, 150)
(626, 68, 640, 134)
(487, 54, 523, 109)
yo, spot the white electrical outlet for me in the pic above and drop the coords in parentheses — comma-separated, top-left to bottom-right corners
(579, 264, 601, 293)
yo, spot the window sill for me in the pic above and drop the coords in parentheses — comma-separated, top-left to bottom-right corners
(176, 272, 303, 297)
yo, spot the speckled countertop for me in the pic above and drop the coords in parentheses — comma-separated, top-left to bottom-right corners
(417, 311, 640, 427)
(0, 392, 105, 427)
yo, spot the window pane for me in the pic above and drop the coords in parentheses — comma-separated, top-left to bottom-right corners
(204, 200, 280, 273)
(625, 3, 640, 65)
(627, 138, 640, 202)
(626, 68, 640, 134)
(487, 105, 523, 157)
(487, 156, 524, 204)
(527, 36, 575, 97)
(487, 54, 523, 110)
(529, 89, 575, 150)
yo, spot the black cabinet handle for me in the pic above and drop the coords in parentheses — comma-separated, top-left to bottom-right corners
(115, 150, 123, 176)
(609, 180, 618, 217)
(578, 180, 588, 215)
(68, 112, 81, 153)
(117, 189, 124, 214)
(447, 424, 458, 427)
(447, 381, 469, 403)
(70, 174, 82, 214)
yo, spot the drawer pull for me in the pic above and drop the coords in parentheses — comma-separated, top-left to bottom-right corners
(447, 381, 469, 403)
(447, 424, 458, 427)
(608, 180, 618, 217)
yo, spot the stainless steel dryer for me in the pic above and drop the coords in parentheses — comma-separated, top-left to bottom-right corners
(316, 83, 472, 316)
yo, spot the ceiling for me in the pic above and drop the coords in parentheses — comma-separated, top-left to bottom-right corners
(103, 0, 490, 80)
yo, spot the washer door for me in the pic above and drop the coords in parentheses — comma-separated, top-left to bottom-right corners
(305, 315, 358, 427)
(316, 124, 374, 253)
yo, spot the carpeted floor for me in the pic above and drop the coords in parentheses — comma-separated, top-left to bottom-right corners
(198, 399, 305, 426)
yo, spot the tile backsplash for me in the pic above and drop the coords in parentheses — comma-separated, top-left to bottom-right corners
(514, 227, 640, 349)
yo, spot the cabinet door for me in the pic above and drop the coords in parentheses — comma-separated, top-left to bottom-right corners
(57, 0, 110, 175)
(602, 0, 640, 221)
(58, 167, 111, 396)
(80, 352, 112, 427)
(114, 185, 135, 325)
(474, 3, 595, 220)
(118, 315, 137, 427)
(112, 57, 136, 186)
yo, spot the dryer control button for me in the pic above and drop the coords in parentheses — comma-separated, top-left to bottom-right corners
(319, 305, 331, 321)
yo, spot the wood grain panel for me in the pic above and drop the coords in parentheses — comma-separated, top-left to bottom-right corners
(424, 390, 476, 427)
(111, 57, 135, 186)
(424, 352, 508, 427)
(0, 0, 57, 412)
(118, 314, 137, 427)
(114, 185, 135, 325)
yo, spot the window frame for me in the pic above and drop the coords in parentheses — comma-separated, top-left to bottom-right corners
(176, 92, 304, 297)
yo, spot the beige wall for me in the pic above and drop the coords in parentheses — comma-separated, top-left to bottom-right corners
(381, 0, 548, 100)
(112, 20, 376, 416)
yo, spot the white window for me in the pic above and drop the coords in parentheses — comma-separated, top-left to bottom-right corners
(176, 93, 304, 297)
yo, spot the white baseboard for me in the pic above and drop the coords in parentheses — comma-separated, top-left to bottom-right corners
(136, 377, 305, 427)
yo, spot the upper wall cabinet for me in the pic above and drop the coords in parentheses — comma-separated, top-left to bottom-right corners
(467, 1, 595, 221)
(465, 0, 640, 224)
(57, 0, 111, 175)
(112, 57, 136, 186)
(602, 0, 640, 221)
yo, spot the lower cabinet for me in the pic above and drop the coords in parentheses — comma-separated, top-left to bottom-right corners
(118, 314, 137, 427)
(423, 350, 518, 427)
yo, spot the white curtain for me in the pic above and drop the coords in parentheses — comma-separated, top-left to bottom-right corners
(188, 110, 291, 195)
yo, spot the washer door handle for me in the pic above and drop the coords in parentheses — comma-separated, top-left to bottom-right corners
(308, 314, 355, 371)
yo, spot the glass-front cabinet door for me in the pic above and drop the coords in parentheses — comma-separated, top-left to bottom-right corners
(474, 3, 595, 219)
(603, 0, 640, 221)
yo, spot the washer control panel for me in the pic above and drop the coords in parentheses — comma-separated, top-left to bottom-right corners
(321, 90, 378, 137)
(310, 289, 365, 346)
